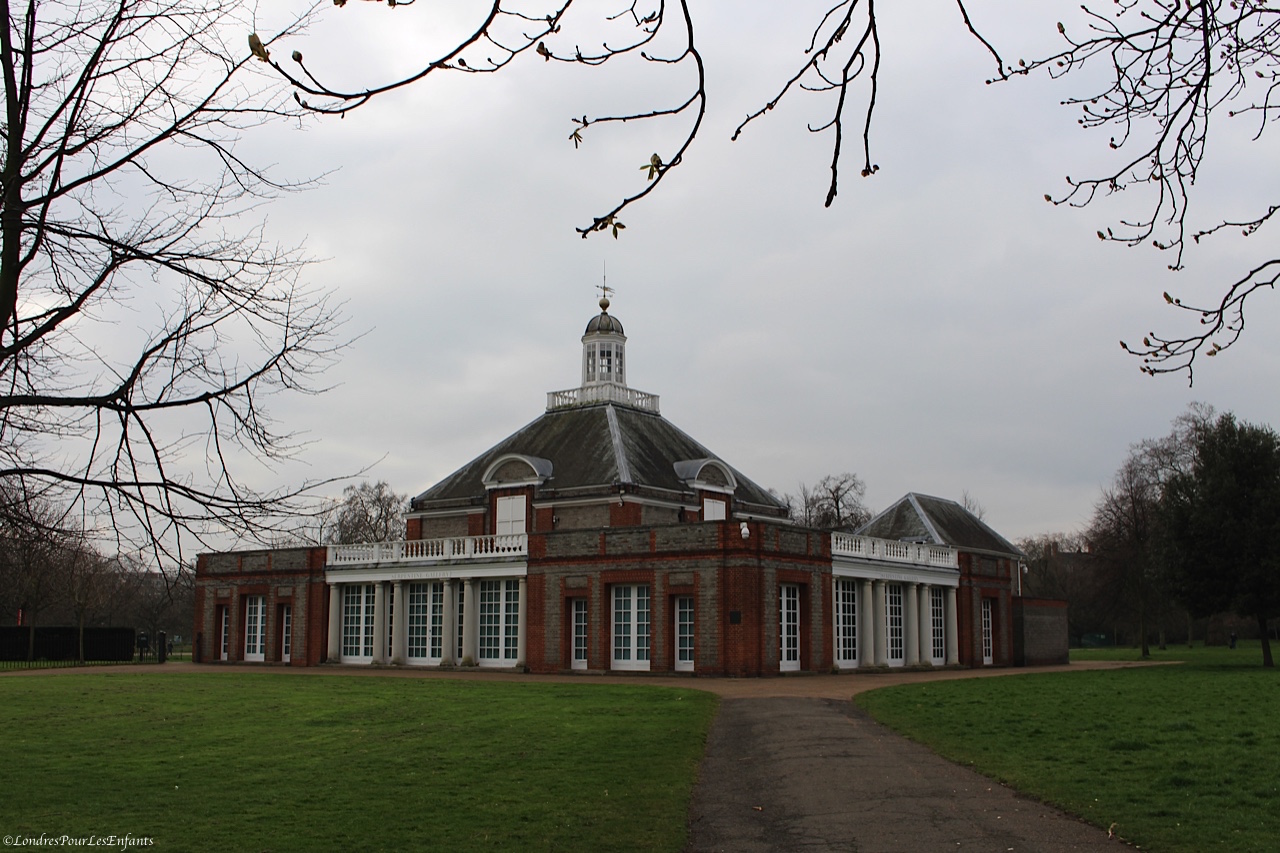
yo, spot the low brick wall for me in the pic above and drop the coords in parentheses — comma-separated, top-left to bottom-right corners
(1013, 597, 1069, 666)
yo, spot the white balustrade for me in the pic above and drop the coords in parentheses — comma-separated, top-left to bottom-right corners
(328, 534, 528, 567)
(831, 533, 958, 569)
(546, 384, 660, 413)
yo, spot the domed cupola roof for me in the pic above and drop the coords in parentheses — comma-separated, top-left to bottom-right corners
(585, 296, 624, 335)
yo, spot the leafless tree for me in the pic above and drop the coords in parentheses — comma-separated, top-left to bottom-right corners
(268, 1, 1278, 380)
(1090, 453, 1164, 657)
(2, 0, 345, 569)
(789, 472, 870, 531)
(961, 490, 986, 521)
(328, 480, 407, 544)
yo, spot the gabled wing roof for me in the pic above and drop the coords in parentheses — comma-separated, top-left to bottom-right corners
(857, 492, 1024, 558)
(412, 403, 787, 513)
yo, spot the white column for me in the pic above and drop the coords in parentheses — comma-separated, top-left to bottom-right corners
(918, 584, 932, 664)
(440, 579, 457, 666)
(858, 578, 873, 667)
(462, 577, 478, 665)
(945, 586, 960, 665)
(904, 582, 920, 666)
(327, 583, 342, 663)
(372, 582, 388, 664)
(516, 576, 528, 668)
(873, 580, 888, 666)
(391, 580, 407, 665)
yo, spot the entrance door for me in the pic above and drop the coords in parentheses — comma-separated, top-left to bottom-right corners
(611, 585, 651, 671)
(834, 579, 858, 668)
(244, 596, 265, 662)
(982, 598, 994, 665)
(779, 584, 800, 672)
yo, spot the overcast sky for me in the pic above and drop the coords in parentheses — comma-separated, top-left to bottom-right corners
(231, 0, 1280, 543)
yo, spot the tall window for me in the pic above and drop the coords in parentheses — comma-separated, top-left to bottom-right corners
(475, 579, 520, 665)
(675, 596, 695, 672)
(600, 343, 614, 378)
(930, 588, 946, 664)
(585, 345, 597, 382)
(456, 584, 465, 662)
(835, 579, 858, 666)
(779, 584, 800, 671)
(386, 584, 394, 656)
(342, 584, 376, 660)
(496, 495, 526, 536)
(430, 583, 445, 659)
(244, 596, 266, 662)
(982, 598, 994, 665)
(886, 584, 904, 665)
(612, 585, 650, 671)
(219, 606, 229, 661)
(280, 605, 292, 664)
(407, 582, 430, 661)
(572, 598, 588, 670)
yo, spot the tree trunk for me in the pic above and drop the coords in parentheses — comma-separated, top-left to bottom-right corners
(1187, 612, 1194, 649)
(1138, 575, 1150, 658)
(1259, 612, 1274, 668)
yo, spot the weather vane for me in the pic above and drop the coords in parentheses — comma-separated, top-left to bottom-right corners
(597, 263, 615, 305)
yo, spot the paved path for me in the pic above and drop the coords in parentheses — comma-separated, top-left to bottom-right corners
(684, 696, 1131, 852)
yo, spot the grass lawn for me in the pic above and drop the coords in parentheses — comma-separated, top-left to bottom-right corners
(856, 642, 1280, 853)
(0, 673, 716, 853)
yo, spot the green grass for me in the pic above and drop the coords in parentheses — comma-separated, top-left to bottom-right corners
(856, 644, 1280, 852)
(0, 673, 717, 853)
(1071, 639, 1268, 666)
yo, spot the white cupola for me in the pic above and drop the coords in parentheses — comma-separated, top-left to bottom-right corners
(545, 291, 659, 413)
(581, 294, 626, 387)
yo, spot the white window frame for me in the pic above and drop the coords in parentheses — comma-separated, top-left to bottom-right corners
(495, 495, 526, 536)
(834, 579, 858, 667)
(930, 588, 946, 665)
(342, 584, 376, 662)
(779, 583, 800, 672)
(600, 343, 614, 379)
(280, 604, 292, 663)
(886, 583, 904, 666)
(572, 598, 589, 670)
(612, 585, 651, 671)
(219, 606, 229, 661)
(703, 498, 726, 521)
(982, 598, 994, 665)
(407, 582, 440, 664)
(243, 595, 266, 662)
(675, 596, 695, 672)
(456, 583, 465, 662)
(478, 579, 521, 666)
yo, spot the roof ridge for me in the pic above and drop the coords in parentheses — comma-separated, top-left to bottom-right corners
(604, 404, 633, 484)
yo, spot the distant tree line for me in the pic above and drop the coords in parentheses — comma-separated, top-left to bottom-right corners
(0, 496, 192, 662)
(1020, 404, 1280, 666)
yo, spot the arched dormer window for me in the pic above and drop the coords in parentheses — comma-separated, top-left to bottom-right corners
(674, 459, 738, 521)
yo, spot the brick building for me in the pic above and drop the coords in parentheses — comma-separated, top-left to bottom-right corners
(195, 296, 1053, 673)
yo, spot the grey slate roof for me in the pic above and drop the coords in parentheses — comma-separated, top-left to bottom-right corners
(857, 493, 1024, 558)
(411, 402, 788, 515)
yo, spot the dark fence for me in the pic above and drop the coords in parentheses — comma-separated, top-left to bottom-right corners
(0, 626, 138, 669)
